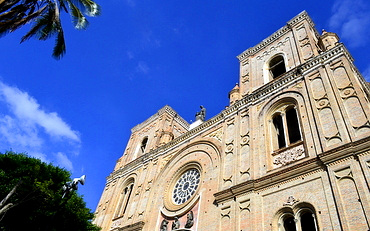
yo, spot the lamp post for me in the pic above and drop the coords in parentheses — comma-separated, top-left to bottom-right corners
(62, 175, 86, 198)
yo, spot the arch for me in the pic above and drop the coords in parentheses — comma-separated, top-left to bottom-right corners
(153, 139, 222, 217)
(274, 203, 319, 231)
(268, 99, 303, 151)
(258, 92, 312, 169)
(114, 177, 135, 219)
(263, 53, 288, 83)
(270, 55, 287, 79)
(140, 136, 148, 154)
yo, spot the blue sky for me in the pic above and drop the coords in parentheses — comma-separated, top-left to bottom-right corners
(1, 0, 369, 211)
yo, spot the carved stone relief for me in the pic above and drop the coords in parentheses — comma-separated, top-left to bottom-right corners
(241, 60, 250, 83)
(221, 205, 231, 219)
(334, 167, 368, 230)
(296, 24, 314, 60)
(273, 143, 305, 167)
(239, 110, 250, 180)
(207, 128, 223, 142)
(283, 196, 299, 206)
(111, 217, 124, 229)
(238, 199, 251, 231)
(308, 73, 342, 146)
(240, 133, 250, 180)
(223, 118, 236, 188)
(331, 62, 370, 137)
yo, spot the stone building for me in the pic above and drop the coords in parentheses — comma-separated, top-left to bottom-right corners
(93, 11, 370, 231)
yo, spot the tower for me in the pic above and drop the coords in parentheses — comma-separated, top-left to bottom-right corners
(94, 11, 370, 231)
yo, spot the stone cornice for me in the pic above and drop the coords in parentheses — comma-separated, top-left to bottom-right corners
(214, 157, 322, 203)
(131, 105, 189, 133)
(213, 136, 370, 203)
(116, 221, 145, 231)
(237, 11, 314, 61)
(107, 45, 352, 183)
(300, 43, 353, 73)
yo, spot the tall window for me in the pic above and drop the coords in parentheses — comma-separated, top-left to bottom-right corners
(300, 211, 317, 231)
(269, 55, 286, 79)
(114, 181, 134, 218)
(272, 106, 302, 150)
(140, 137, 148, 154)
(283, 215, 297, 231)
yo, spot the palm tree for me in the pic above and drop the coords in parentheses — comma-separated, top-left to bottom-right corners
(0, 0, 100, 59)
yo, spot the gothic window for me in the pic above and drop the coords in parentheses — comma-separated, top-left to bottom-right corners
(114, 181, 134, 218)
(140, 137, 148, 154)
(271, 106, 302, 150)
(269, 55, 286, 79)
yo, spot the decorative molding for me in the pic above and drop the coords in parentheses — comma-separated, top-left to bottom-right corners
(117, 221, 145, 231)
(273, 143, 305, 167)
(131, 105, 189, 133)
(221, 205, 231, 218)
(225, 143, 234, 154)
(207, 128, 223, 142)
(240, 134, 250, 146)
(237, 11, 314, 61)
(239, 199, 250, 212)
(255, 37, 290, 60)
(283, 196, 299, 206)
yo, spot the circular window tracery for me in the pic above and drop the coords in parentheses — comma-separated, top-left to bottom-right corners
(172, 168, 200, 205)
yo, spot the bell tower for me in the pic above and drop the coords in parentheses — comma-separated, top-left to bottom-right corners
(115, 106, 189, 170)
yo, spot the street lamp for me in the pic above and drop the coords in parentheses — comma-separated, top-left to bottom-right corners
(62, 175, 86, 198)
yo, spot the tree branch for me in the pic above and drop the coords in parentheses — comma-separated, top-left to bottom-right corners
(0, 180, 22, 211)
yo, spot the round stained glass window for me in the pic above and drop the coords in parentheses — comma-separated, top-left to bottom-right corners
(172, 168, 200, 205)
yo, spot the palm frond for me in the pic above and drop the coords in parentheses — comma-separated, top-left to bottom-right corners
(0, 0, 21, 14)
(66, 0, 87, 29)
(52, 22, 65, 59)
(20, 6, 50, 42)
(67, 0, 100, 17)
(10, 5, 46, 32)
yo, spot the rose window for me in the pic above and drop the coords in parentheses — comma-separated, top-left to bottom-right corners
(172, 169, 200, 205)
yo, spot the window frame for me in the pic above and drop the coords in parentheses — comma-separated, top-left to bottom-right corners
(270, 105, 302, 151)
(275, 205, 319, 231)
(113, 179, 135, 219)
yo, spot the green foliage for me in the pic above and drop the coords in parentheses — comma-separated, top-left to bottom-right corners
(0, 151, 100, 231)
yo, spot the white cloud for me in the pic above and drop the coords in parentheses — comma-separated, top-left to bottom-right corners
(55, 152, 74, 171)
(363, 65, 370, 82)
(0, 115, 43, 149)
(0, 81, 80, 142)
(329, 0, 370, 48)
(136, 61, 150, 74)
(0, 80, 80, 173)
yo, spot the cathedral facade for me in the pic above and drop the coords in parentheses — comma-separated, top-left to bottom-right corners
(94, 11, 370, 231)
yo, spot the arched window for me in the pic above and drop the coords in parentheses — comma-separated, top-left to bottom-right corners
(140, 137, 148, 154)
(276, 206, 318, 231)
(283, 215, 297, 231)
(114, 180, 134, 219)
(269, 55, 286, 79)
(300, 211, 317, 231)
(271, 106, 302, 150)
